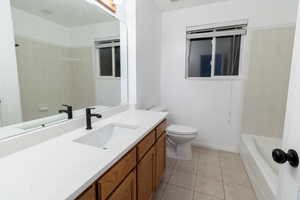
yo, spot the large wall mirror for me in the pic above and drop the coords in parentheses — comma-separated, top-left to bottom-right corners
(0, 0, 128, 139)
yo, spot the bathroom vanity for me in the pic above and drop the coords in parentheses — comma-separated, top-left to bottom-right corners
(0, 109, 168, 200)
(0, 0, 168, 199)
(77, 118, 167, 200)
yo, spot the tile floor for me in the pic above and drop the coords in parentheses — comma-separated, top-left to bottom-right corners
(154, 147, 257, 200)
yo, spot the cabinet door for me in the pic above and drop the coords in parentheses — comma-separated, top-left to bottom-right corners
(76, 184, 97, 200)
(108, 170, 136, 200)
(137, 147, 156, 200)
(137, 130, 156, 161)
(155, 133, 166, 189)
(98, 148, 136, 200)
(156, 120, 167, 139)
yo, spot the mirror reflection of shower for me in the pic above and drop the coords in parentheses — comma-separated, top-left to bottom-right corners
(7, 0, 123, 124)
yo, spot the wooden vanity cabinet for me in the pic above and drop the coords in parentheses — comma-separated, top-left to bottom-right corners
(76, 120, 167, 200)
(137, 146, 156, 200)
(97, 148, 136, 200)
(108, 170, 136, 200)
(76, 184, 97, 200)
(156, 120, 167, 139)
(137, 130, 156, 161)
(155, 133, 166, 189)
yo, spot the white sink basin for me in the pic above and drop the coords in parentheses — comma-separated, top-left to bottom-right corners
(74, 123, 138, 149)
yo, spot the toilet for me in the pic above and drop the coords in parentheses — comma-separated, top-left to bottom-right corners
(149, 106, 198, 160)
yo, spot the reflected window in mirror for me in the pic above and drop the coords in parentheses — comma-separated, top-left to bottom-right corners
(96, 39, 121, 78)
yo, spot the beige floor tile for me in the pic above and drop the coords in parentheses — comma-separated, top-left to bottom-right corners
(174, 159, 198, 174)
(222, 169, 252, 188)
(198, 157, 220, 167)
(220, 156, 244, 171)
(225, 184, 257, 200)
(166, 157, 177, 169)
(193, 174, 225, 199)
(153, 183, 167, 200)
(169, 170, 195, 190)
(162, 167, 174, 183)
(196, 161, 222, 181)
(193, 147, 219, 159)
(221, 158, 252, 188)
(166, 149, 255, 200)
(161, 184, 193, 200)
(195, 148, 220, 165)
(193, 192, 223, 200)
(218, 151, 241, 161)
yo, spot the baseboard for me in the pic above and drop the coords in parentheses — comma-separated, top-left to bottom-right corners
(191, 141, 240, 153)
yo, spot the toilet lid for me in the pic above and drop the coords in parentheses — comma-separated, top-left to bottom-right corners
(166, 124, 197, 135)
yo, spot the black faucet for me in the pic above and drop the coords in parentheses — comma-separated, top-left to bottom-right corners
(59, 104, 73, 119)
(86, 108, 102, 130)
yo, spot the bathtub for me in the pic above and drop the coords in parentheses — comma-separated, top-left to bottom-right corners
(240, 134, 282, 200)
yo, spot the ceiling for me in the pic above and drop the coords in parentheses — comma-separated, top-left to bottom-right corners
(154, 0, 228, 11)
(10, 0, 116, 27)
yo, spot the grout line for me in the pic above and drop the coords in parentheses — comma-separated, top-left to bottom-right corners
(156, 182, 167, 200)
(218, 150, 227, 200)
(239, 157, 258, 200)
(194, 191, 224, 200)
(219, 152, 258, 200)
(192, 149, 226, 200)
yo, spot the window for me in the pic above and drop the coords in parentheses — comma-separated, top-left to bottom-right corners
(95, 39, 121, 78)
(186, 21, 247, 78)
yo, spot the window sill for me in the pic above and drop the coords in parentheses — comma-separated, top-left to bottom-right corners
(185, 76, 243, 81)
(97, 76, 121, 80)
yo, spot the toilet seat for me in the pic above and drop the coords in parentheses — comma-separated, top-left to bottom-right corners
(166, 125, 197, 135)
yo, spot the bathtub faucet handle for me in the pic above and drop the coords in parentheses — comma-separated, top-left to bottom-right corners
(272, 148, 299, 168)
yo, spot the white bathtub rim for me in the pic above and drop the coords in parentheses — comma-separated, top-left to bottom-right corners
(241, 134, 278, 196)
(253, 135, 282, 174)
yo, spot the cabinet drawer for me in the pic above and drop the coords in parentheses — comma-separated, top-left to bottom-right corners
(156, 120, 167, 139)
(98, 148, 136, 200)
(76, 184, 97, 200)
(137, 130, 156, 161)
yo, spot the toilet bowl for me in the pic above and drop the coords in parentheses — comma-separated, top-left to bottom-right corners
(149, 106, 198, 160)
(167, 125, 198, 160)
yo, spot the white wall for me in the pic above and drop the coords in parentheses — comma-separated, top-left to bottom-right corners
(160, 0, 298, 152)
(69, 21, 120, 47)
(135, 0, 162, 109)
(0, 0, 23, 126)
(12, 8, 71, 47)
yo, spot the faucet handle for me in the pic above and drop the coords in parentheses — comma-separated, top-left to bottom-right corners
(86, 107, 96, 114)
(62, 104, 72, 108)
(60, 104, 73, 119)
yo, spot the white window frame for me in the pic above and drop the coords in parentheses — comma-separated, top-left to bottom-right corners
(185, 19, 248, 80)
(95, 38, 121, 79)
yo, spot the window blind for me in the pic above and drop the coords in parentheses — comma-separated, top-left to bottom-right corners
(95, 39, 120, 48)
(186, 23, 247, 39)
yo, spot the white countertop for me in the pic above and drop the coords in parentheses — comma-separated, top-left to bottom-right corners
(0, 109, 167, 200)
(0, 105, 111, 140)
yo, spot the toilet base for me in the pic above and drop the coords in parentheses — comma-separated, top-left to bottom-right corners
(166, 141, 193, 160)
